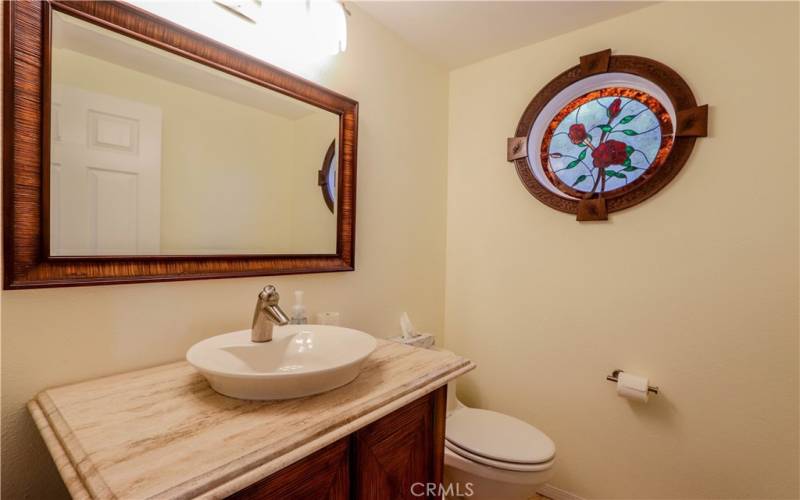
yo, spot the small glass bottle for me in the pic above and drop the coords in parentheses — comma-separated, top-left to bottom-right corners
(289, 290, 308, 325)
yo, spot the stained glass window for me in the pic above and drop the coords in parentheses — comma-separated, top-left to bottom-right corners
(539, 87, 673, 197)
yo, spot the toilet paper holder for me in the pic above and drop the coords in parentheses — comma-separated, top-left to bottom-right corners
(606, 369, 659, 394)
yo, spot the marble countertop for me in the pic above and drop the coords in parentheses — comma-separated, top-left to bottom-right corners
(29, 339, 475, 499)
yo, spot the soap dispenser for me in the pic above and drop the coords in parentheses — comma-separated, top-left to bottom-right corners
(290, 290, 308, 325)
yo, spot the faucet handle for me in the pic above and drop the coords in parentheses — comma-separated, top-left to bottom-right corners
(258, 285, 280, 304)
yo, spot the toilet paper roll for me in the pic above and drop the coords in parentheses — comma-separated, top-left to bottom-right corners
(616, 372, 649, 403)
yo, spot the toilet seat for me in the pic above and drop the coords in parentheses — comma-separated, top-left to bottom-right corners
(445, 408, 555, 468)
(445, 440, 554, 472)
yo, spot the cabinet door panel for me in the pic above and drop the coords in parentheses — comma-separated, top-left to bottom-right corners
(228, 388, 445, 500)
(355, 387, 446, 500)
(229, 438, 349, 500)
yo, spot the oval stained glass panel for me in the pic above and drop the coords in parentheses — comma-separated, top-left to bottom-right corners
(539, 87, 674, 198)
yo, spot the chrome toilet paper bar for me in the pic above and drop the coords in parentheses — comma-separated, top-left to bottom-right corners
(606, 369, 659, 394)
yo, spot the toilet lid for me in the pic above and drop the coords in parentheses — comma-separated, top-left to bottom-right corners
(445, 441, 554, 472)
(445, 408, 555, 465)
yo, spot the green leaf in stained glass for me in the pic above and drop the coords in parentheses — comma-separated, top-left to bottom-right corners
(599, 125, 613, 133)
(566, 160, 579, 169)
(625, 145, 634, 156)
(578, 149, 587, 161)
(623, 166, 637, 172)
(619, 115, 636, 124)
(605, 170, 627, 179)
(623, 158, 632, 167)
(572, 175, 587, 187)
(621, 130, 639, 136)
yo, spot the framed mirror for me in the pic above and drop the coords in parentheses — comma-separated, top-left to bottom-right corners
(3, 0, 358, 288)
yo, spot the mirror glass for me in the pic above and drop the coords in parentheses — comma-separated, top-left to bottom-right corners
(49, 11, 339, 256)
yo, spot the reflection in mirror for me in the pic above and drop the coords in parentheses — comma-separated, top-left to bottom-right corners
(49, 11, 340, 256)
(318, 140, 337, 213)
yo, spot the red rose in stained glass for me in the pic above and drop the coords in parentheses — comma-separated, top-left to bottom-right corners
(539, 88, 674, 196)
(568, 124, 587, 144)
(591, 140, 628, 168)
(608, 98, 622, 118)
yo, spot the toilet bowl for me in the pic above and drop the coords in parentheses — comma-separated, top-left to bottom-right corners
(442, 403, 555, 499)
(444, 448, 554, 500)
(437, 355, 555, 500)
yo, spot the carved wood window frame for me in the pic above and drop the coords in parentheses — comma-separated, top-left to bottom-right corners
(507, 49, 707, 221)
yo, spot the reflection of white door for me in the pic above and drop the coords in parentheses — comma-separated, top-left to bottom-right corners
(50, 84, 162, 255)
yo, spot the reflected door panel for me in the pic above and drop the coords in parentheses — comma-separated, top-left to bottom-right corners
(50, 84, 162, 255)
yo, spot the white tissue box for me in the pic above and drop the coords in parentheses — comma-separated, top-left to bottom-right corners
(389, 333, 435, 349)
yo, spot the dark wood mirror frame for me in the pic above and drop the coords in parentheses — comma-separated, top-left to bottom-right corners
(3, 0, 358, 289)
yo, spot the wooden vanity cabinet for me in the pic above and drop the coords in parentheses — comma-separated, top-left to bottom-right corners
(229, 439, 350, 500)
(229, 387, 447, 500)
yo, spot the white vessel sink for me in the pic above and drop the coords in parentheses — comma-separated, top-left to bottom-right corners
(187, 325, 377, 400)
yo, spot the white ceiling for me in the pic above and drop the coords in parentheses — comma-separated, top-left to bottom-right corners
(53, 10, 321, 120)
(355, 1, 654, 68)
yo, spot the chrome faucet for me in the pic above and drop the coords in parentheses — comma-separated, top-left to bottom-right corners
(251, 285, 290, 342)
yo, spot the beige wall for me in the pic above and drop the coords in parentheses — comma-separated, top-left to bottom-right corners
(288, 111, 340, 251)
(52, 48, 337, 255)
(445, 2, 799, 499)
(1, 5, 449, 498)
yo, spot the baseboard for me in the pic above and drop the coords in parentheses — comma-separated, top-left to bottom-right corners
(538, 484, 584, 500)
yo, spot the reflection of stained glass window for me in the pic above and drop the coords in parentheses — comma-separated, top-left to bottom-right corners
(539, 87, 673, 197)
(327, 150, 337, 203)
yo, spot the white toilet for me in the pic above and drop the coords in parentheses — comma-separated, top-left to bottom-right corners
(442, 377, 556, 500)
